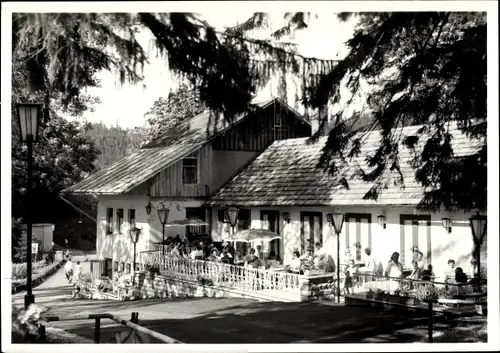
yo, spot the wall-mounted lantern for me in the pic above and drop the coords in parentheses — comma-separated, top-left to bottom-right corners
(145, 201, 152, 215)
(441, 217, 452, 233)
(282, 212, 290, 224)
(226, 206, 239, 234)
(377, 215, 386, 229)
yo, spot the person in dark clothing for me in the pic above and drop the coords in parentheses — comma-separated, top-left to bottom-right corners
(172, 234, 182, 244)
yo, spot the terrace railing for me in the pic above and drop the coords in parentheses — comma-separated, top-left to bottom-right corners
(140, 251, 302, 297)
(322, 272, 487, 302)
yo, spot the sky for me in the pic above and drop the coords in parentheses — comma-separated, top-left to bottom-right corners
(75, 13, 358, 129)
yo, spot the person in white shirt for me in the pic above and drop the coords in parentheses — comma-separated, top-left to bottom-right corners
(288, 250, 302, 273)
(73, 261, 82, 283)
(170, 243, 181, 258)
(385, 252, 404, 294)
(313, 242, 327, 270)
(411, 247, 426, 269)
(64, 258, 74, 283)
(189, 246, 204, 260)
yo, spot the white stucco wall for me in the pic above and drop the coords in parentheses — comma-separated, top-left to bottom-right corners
(96, 196, 205, 275)
(211, 205, 484, 279)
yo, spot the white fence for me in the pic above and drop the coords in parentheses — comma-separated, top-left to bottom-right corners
(140, 251, 302, 295)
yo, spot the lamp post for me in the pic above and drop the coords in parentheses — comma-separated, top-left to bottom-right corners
(157, 204, 169, 255)
(327, 210, 345, 304)
(17, 103, 41, 309)
(129, 225, 141, 286)
(226, 206, 239, 250)
(469, 214, 486, 280)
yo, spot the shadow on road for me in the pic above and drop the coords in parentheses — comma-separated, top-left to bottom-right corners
(53, 300, 462, 343)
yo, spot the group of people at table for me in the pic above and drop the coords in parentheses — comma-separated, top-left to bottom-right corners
(161, 235, 269, 269)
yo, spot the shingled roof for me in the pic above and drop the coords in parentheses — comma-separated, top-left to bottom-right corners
(64, 97, 305, 195)
(209, 123, 484, 207)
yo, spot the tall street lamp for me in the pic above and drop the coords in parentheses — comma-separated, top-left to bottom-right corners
(157, 204, 169, 255)
(129, 225, 142, 286)
(17, 103, 41, 309)
(469, 214, 486, 280)
(327, 210, 345, 304)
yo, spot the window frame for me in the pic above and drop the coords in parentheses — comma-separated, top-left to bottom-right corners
(106, 208, 114, 234)
(182, 152, 199, 185)
(186, 207, 207, 236)
(128, 209, 136, 228)
(117, 208, 124, 234)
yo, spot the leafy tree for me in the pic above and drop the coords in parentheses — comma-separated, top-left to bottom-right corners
(12, 13, 335, 120)
(11, 115, 100, 219)
(13, 12, 486, 212)
(273, 12, 486, 212)
(144, 83, 206, 142)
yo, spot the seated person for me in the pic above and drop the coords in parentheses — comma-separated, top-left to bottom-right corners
(170, 243, 181, 257)
(313, 242, 327, 270)
(219, 246, 234, 264)
(408, 260, 422, 280)
(190, 245, 204, 260)
(443, 259, 456, 284)
(448, 268, 473, 296)
(233, 251, 245, 266)
(421, 264, 435, 281)
(245, 248, 263, 269)
(286, 250, 302, 274)
(207, 249, 220, 262)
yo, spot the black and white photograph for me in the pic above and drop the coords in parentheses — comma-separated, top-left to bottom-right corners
(1, 1, 498, 351)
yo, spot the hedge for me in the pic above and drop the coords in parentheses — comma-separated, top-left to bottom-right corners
(12, 260, 66, 294)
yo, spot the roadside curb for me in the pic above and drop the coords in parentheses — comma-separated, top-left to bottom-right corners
(12, 260, 66, 295)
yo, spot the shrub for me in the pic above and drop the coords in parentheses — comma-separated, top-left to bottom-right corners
(12, 304, 49, 343)
(12, 263, 28, 280)
(44, 250, 55, 265)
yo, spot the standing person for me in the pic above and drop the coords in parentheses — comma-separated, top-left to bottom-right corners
(73, 261, 83, 283)
(343, 259, 359, 294)
(467, 258, 478, 279)
(172, 234, 182, 244)
(64, 258, 74, 283)
(385, 252, 404, 294)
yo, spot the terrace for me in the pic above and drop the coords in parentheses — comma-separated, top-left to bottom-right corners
(136, 250, 487, 311)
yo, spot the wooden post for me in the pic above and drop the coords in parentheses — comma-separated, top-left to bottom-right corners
(427, 300, 433, 343)
(94, 317, 101, 343)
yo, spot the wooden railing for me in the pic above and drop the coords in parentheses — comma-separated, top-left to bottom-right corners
(42, 312, 182, 343)
(140, 251, 302, 295)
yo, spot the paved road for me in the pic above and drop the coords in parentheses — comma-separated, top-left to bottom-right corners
(12, 259, 460, 343)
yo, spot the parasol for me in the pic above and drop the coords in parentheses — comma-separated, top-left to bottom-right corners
(228, 228, 281, 242)
(164, 219, 209, 227)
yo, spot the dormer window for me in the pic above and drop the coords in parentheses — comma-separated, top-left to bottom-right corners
(182, 152, 198, 184)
